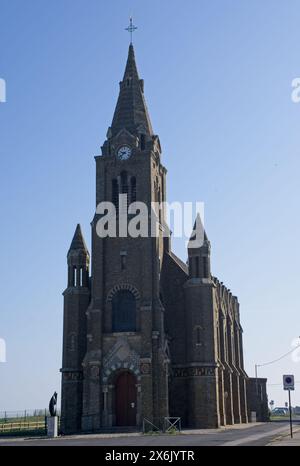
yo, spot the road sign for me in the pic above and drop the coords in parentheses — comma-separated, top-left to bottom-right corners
(282, 374, 295, 439)
(283, 374, 295, 391)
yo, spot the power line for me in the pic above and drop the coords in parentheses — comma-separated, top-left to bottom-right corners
(257, 344, 300, 368)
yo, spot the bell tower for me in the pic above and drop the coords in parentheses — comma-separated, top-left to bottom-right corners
(80, 43, 169, 432)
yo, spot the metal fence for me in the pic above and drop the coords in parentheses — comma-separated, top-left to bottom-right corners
(0, 409, 60, 437)
(143, 417, 181, 434)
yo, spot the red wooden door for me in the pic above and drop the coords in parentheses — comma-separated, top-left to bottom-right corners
(115, 372, 137, 426)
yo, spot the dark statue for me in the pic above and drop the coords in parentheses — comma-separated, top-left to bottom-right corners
(49, 392, 57, 417)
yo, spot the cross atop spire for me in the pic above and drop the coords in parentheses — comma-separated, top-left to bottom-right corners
(125, 17, 137, 44)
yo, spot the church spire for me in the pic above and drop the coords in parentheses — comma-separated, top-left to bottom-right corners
(110, 44, 154, 138)
(123, 44, 140, 81)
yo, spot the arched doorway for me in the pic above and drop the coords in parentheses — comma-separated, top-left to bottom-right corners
(115, 371, 137, 426)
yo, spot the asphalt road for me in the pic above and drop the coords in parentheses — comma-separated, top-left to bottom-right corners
(0, 422, 296, 446)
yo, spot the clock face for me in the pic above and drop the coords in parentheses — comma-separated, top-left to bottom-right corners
(117, 146, 132, 160)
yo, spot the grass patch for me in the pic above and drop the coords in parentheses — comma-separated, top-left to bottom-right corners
(166, 427, 180, 435)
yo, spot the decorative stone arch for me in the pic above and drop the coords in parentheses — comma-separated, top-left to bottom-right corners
(106, 283, 140, 302)
(103, 362, 141, 384)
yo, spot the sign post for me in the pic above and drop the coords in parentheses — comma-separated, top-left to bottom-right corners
(283, 374, 294, 439)
(288, 390, 293, 439)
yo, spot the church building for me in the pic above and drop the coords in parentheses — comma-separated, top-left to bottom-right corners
(60, 41, 268, 434)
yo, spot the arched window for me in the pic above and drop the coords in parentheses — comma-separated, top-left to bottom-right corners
(195, 257, 200, 278)
(203, 257, 209, 278)
(74, 267, 77, 286)
(121, 171, 129, 209)
(112, 179, 119, 213)
(195, 326, 202, 345)
(112, 290, 136, 332)
(158, 188, 161, 223)
(121, 171, 128, 194)
(69, 266, 76, 287)
(130, 176, 136, 203)
(140, 134, 145, 150)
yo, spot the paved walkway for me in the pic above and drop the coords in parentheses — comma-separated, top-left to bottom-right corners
(0, 422, 263, 444)
(268, 427, 300, 446)
(0, 422, 291, 446)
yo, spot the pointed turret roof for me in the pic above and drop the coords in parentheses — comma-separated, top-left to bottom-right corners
(68, 224, 89, 255)
(188, 213, 208, 249)
(111, 44, 153, 137)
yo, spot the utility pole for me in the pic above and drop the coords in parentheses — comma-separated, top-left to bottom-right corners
(255, 364, 258, 394)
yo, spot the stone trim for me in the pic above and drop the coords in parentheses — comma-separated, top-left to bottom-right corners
(172, 362, 218, 368)
(106, 283, 141, 302)
(60, 368, 83, 373)
(183, 278, 215, 288)
(103, 362, 141, 383)
(173, 366, 216, 378)
(63, 287, 90, 296)
(140, 305, 152, 311)
(86, 308, 101, 317)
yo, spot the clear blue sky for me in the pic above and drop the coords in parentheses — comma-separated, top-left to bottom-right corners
(0, 0, 300, 411)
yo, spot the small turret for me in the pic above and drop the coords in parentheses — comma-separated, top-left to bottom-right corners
(184, 214, 219, 427)
(188, 214, 211, 279)
(67, 224, 90, 288)
(61, 224, 90, 434)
